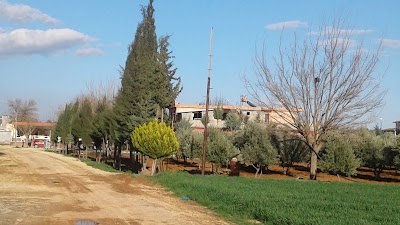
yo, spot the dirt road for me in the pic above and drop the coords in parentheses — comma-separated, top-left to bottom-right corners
(0, 146, 230, 225)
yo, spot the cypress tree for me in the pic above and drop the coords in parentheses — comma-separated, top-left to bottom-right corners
(114, 0, 159, 146)
(113, 0, 182, 170)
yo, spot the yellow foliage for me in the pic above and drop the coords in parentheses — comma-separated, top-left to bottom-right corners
(132, 119, 179, 159)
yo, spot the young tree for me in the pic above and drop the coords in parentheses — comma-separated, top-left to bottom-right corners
(174, 119, 194, 162)
(320, 132, 361, 177)
(270, 128, 310, 175)
(245, 16, 384, 180)
(132, 119, 179, 176)
(91, 97, 115, 162)
(207, 128, 240, 173)
(354, 130, 396, 179)
(71, 98, 94, 158)
(234, 122, 278, 177)
(53, 103, 76, 152)
(225, 110, 242, 131)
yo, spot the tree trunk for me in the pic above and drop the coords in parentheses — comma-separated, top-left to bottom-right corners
(113, 144, 117, 168)
(129, 144, 133, 171)
(142, 154, 147, 172)
(151, 158, 157, 176)
(310, 151, 318, 180)
(117, 145, 122, 171)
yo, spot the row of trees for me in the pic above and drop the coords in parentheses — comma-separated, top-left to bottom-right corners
(52, 6, 386, 181)
(54, 0, 181, 170)
(175, 118, 400, 179)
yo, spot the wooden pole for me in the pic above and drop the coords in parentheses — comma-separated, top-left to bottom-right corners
(201, 27, 214, 175)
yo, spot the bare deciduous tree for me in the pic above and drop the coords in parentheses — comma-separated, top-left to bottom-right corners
(245, 17, 385, 180)
(8, 98, 38, 140)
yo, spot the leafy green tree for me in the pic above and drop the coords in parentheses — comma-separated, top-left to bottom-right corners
(132, 119, 179, 175)
(174, 119, 194, 162)
(190, 132, 204, 160)
(394, 155, 400, 173)
(225, 110, 242, 131)
(320, 132, 361, 177)
(207, 128, 240, 173)
(270, 128, 310, 175)
(71, 98, 94, 147)
(213, 106, 224, 125)
(354, 131, 397, 179)
(91, 98, 115, 162)
(53, 103, 74, 145)
(234, 122, 278, 177)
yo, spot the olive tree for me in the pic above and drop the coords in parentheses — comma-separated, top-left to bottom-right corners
(234, 122, 278, 177)
(245, 17, 384, 180)
(320, 131, 361, 177)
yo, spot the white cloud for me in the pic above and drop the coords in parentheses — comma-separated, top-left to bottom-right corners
(265, 21, 308, 30)
(380, 39, 400, 49)
(0, 28, 92, 56)
(76, 48, 104, 56)
(0, 0, 59, 25)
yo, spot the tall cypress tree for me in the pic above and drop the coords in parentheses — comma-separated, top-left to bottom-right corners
(157, 35, 182, 109)
(114, 0, 182, 145)
(114, 0, 159, 145)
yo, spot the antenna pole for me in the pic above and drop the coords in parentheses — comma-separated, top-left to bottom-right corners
(201, 27, 213, 175)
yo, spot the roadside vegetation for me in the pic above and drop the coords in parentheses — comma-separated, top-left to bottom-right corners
(80, 158, 120, 173)
(153, 172, 400, 225)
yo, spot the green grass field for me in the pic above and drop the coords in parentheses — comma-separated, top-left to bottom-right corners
(152, 172, 400, 225)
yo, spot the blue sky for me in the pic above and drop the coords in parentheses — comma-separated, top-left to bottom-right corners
(0, 0, 399, 128)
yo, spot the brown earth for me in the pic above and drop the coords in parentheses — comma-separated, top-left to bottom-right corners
(0, 146, 230, 225)
(114, 154, 399, 185)
(160, 158, 400, 184)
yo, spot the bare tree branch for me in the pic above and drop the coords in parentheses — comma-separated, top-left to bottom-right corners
(245, 16, 385, 179)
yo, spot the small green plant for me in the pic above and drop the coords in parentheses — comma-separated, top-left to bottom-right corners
(80, 158, 120, 173)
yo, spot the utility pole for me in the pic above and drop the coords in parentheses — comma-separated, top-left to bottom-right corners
(201, 27, 213, 175)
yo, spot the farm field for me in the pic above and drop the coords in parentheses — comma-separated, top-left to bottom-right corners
(153, 172, 400, 225)
(108, 152, 400, 184)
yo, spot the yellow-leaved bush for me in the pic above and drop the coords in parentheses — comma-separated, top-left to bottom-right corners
(132, 119, 179, 160)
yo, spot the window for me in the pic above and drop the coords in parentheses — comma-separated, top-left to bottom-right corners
(247, 112, 251, 116)
(193, 111, 202, 119)
(265, 113, 270, 123)
(176, 113, 182, 122)
(222, 113, 228, 120)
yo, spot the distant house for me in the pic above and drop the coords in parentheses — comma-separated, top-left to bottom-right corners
(0, 115, 12, 144)
(169, 103, 294, 132)
(392, 120, 400, 136)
